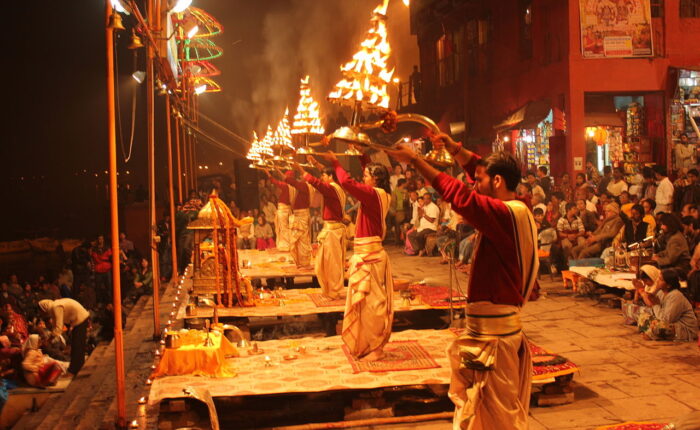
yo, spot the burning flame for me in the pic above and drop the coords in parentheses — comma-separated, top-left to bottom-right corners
(292, 76, 325, 136)
(272, 108, 294, 151)
(260, 126, 275, 157)
(246, 131, 261, 161)
(328, 0, 394, 109)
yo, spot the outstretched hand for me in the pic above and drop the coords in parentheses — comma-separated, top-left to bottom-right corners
(429, 132, 459, 153)
(313, 151, 338, 164)
(384, 143, 418, 164)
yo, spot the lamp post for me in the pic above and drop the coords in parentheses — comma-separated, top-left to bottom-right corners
(105, 1, 127, 427)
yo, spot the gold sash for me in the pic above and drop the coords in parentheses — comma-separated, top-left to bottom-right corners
(329, 182, 347, 219)
(465, 302, 523, 338)
(504, 199, 539, 304)
(353, 236, 383, 254)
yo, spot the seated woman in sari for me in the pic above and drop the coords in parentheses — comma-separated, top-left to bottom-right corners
(631, 267, 698, 341)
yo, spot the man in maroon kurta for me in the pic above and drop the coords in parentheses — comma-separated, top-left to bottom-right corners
(299, 161, 348, 299)
(268, 173, 294, 251)
(386, 135, 538, 430)
(284, 170, 313, 267)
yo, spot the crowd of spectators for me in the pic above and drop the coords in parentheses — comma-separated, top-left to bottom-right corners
(0, 231, 154, 403)
(524, 163, 699, 342)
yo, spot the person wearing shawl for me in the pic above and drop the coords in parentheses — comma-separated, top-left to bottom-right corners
(21, 334, 67, 387)
(386, 134, 538, 430)
(572, 202, 624, 259)
(623, 265, 698, 342)
(38, 298, 89, 375)
(314, 151, 393, 362)
(297, 159, 348, 299)
(630, 266, 698, 341)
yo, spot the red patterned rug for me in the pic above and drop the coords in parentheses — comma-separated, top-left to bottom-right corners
(308, 293, 346, 307)
(342, 340, 441, 373)
(410, 284, 466, 308)
(596, 423, 668, 430)
(449, 329, 578, 380)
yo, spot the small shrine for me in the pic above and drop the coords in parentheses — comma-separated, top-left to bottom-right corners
(187, 190, 254, 307)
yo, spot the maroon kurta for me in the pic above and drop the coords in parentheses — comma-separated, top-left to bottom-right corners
(285, 171, 310, 210)
(270, 177, 291, 205)
(304, 173, 343, 221)
(333, 160, 383, 238)
(432, 155, 525, 306)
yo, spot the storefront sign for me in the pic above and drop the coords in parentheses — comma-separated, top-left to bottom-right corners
(579, 0, 653, 58)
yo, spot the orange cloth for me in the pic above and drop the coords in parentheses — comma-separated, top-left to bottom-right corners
(154, 331, 238, 378)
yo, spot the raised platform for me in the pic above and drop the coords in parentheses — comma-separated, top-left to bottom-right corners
(179, 287, 458, 320)
(149, 329, 577, 405)
(238, 249, 315, 280)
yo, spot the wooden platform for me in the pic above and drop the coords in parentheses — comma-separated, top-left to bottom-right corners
(179, 287, 456, 320)
(238, 249, 316, 280)
(149, 329, 576, 404)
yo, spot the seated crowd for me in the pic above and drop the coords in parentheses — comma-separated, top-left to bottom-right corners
(0, 232, 154, 397)
(527, 164, 700, 342)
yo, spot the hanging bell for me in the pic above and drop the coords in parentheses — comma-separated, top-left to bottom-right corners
(128, 29, 144, 49)
(108, 11, 126, 32)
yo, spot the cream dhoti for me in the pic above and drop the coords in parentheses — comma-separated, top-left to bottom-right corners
(341, 236, 394, 358)
(275, 203, 291, 252)
(315, 221, 347, 299)
(289, 208, 312, 267)
(447, 302, 531, 430)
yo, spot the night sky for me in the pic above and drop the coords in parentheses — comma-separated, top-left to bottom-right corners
(2, 1, 416, 240)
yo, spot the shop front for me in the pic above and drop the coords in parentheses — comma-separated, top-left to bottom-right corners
(669, 67, 700, 171)
(583, 92, 664, 184)
(493, 99, 553, 174)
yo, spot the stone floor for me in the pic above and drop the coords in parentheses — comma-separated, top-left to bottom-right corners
(377, 247, 700, 430)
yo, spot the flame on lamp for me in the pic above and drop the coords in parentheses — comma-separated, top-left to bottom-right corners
(292, 76, 325, 136)
(246, 131, 261, 161)
(259, 126, 275, 158)
(272, 108, 294, 152)
(328, 0, 394, 109)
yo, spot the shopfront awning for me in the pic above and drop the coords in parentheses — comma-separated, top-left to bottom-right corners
(493, 99, 551, 131)
(584, 112, 624, 127)
(584, 94, 624, 127)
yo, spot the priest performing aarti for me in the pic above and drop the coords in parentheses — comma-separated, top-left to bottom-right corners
(284, 170, 314, 268)
(267, 171, 294, 252)
(294, 159, 347, 299)
(314, 152, 393, 362)
(386, 134, 538, 430)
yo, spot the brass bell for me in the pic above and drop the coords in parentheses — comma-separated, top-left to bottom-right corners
(128, 29, 144, 49)
(424, 147, 454, 168)
(108, 11, 126, 32)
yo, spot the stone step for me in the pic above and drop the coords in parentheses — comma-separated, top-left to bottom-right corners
(55, 296, 155, 429)
(14, 342, 111, 430)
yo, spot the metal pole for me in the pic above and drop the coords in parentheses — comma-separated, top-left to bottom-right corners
(175, 115, 183, 203)
(192, 94, 199, 192)
(166, 95, 179, 280)
(448, 254, 454, 324)
(105, 2, 126, 428)
(146, 0, 161, 338)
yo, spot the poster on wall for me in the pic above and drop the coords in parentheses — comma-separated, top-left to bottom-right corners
(579, 0, 653, 58)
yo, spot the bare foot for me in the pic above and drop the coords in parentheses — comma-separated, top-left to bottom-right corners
(359, 349, 385, 362)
